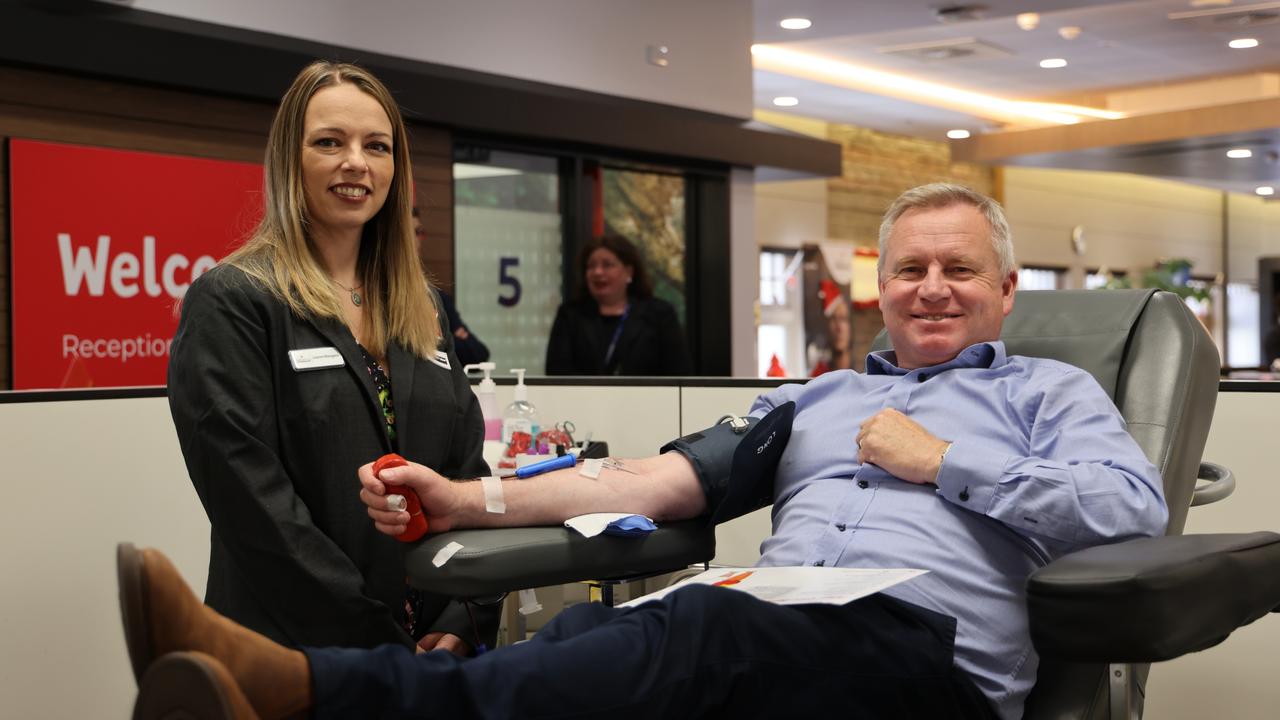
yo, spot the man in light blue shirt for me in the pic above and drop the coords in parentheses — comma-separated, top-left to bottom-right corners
(121, 184, 1165, 720)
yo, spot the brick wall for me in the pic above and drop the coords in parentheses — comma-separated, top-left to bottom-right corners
(825, 124, 996, 367)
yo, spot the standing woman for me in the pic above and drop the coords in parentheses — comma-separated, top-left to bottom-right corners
(168, 61, 496, 654)
(545, 235, 692, 375)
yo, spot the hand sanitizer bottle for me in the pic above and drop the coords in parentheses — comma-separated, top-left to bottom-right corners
(502, 368, 540, 447)
(465, 362, 506, 469)
(463, 362, 502, 441)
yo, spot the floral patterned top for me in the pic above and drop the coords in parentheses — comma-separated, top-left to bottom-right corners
(356, 344, 397, 449)
(357, 344, 430, 638)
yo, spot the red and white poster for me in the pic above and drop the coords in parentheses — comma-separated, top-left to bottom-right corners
(9, 139, 264, 389)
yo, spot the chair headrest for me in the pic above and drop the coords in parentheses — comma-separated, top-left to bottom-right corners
(871, 289, 1157, 400)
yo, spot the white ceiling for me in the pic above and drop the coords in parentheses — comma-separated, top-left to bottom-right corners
(751, 0, 1280, 142)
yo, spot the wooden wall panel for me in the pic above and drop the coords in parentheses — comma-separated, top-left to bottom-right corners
(0, 64, 454, 389)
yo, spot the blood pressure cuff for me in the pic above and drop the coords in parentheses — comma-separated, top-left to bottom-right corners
(659, 401, 795, 525)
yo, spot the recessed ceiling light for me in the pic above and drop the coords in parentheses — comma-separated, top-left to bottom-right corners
(947, 129, 972, 139)
(1039, 58, 1068, 68)
(1229, 38, 1260, 49)
(780, 18, 812, 30)
(1227, 148, 1254, 159)
(1256, 186, 1275, 196)
(1016, 13, 1039, 31)
(772, 96, 799, 107)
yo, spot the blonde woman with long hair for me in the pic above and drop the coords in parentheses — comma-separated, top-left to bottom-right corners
(167, 60, 496, 657)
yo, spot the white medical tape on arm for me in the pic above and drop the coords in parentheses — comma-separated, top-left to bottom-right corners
(579, 458, 604, 479)
(481, 475, 506, 513)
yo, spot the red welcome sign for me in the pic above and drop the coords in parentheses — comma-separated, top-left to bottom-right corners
(9, 139, 264, 389)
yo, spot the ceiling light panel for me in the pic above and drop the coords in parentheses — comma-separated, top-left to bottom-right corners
(947, 129, 972, 139)
(1229, 38, 1261, 48)
(772, 96, 799, 107)
(1040, 58, 1068, 68)
(1228, 148, 1255, 158)
(780, 18, 812, 30)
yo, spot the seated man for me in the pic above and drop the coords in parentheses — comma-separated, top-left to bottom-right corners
(120, 184, 1166, 720)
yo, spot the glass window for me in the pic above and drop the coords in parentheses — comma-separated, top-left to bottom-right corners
(1085, 268, 1129, 290)
(757, 247, 805, 377)
(758, 324, 788, 377)
(601, 167, 687, 324)
(760, 249, 800, 307)
(1228, 282, 1261, 368)
(454, 148, 563, 374)
(1019, 266, 1064, 291)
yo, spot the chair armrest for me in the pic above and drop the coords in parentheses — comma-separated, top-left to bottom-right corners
(1026, 532, 1280, 663)
(1190, 461, 1234, 507)
(403, 519, 716, 597)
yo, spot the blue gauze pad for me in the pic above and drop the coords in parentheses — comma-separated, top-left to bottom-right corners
(602, 514, 657, 537)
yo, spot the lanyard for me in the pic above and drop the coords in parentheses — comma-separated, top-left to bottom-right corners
(602, 304, 631, 373)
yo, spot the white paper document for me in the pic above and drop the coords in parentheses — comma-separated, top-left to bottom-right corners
(619, 566, 928, 608)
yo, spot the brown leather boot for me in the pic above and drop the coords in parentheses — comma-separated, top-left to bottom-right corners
(133, 651, 258, 720)
(117, 543, 312, 720)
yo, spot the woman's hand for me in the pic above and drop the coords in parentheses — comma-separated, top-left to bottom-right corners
(359, 460, 464, 535)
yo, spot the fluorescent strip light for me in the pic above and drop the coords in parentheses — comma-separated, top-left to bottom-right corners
(947, 129, 971, 139)
(1256, 186, 1275, 196)
(1229, 38, 1259, 49)
(780, 18, 812, 30)
(1039, 58, 1068, 69)
(1227, 148, 1254, 159)
(751, 44, 1121, 125)
(772, 96, 800, 107)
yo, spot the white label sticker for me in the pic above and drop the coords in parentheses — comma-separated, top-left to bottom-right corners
(288, 347, 344, 372)
(429, 350, 451, 370)
(431, 541, 464, 568)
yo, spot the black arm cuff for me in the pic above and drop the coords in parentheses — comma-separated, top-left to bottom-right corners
(660, 401, 795, 525)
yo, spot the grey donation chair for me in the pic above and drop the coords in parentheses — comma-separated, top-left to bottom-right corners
(405, 289, 1280, 720)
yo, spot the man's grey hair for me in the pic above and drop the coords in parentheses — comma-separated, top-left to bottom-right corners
(877, 183, 1015, 277)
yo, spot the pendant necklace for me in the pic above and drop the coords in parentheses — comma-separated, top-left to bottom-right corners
(333, 278, 364, 307)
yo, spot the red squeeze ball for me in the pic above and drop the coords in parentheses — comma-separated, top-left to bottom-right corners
(373, 453, 428, 542)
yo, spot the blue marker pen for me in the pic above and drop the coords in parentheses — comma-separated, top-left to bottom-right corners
(514, 451, 578, 479)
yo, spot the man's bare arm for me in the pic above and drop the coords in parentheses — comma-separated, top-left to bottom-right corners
(360, 453, 706, 537)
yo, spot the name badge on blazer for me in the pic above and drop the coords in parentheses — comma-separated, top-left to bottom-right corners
(288, 347, 345, 372)
(430, 350, 451, 370)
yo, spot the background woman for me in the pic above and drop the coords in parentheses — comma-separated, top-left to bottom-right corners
(168, 60, 497, 655)
(544, 234, 692, 375)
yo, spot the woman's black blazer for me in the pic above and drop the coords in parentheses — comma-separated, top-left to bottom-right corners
(168, 264, 490, 650)
(544, 296, 692, 376)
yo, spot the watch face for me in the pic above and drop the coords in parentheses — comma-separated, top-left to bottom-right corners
(1070, 225, 1087, 256)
